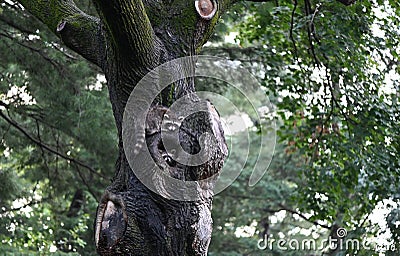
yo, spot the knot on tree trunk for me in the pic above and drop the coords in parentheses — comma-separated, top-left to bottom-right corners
(145, 102, 227, 182)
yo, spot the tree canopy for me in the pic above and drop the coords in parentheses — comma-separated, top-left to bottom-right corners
(0, 0, 399, 255)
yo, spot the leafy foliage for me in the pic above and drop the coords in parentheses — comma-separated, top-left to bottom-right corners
(206, 0, 400, 255)
(0, 0, 115, 254)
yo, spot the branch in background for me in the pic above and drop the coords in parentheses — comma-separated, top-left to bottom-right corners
(74, 164, 100, 202)
(0, 101, 9, 109)
(0, 15, 37, 35)
(1, 198, 50, 214)
(35, 119, 53, 182)
(310, 3, 321, 45)
(0, 109, 107, 180)
(34, 119, 101, 202)
(0, 1, 21, 13)
(15, 0, 106, 68)
(50, 42, 79, 61)
(0, 31, 64, 72)
(1, 181, 47, 214)
(0, 11, 80, 62)
(264, 204, 331, 230)
(304, 0, 320, 66)
(278, 204, 331, 229)
(290, 0, 299, 59)
(336, 0, 356, 6)
(202, 46, 268, 62)
(225, 193, 331, 230)
(67, 189, 85, 217)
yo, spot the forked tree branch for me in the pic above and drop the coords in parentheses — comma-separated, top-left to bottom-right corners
(92, 0, 159, 67)
(16, 0, 106, 68)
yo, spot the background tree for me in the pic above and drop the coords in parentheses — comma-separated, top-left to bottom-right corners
(206, 0, 400, 255)
(1, 0, 399, 255)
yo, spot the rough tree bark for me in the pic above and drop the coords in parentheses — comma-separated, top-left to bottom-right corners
(16, 0, 235, 254)
(16, 0, 353, 254)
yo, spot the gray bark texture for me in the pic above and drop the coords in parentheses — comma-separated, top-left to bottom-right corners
(90, 1, 230, 254)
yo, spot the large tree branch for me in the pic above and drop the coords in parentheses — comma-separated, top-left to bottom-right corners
(92, 0, 159, 67)
(16, 0, 106, 68)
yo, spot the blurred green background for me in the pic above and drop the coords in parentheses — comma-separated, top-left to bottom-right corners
(0, 0, 399, 255)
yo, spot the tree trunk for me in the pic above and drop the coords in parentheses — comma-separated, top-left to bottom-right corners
(92, 1, 231, 254)
(16, 0, 234, 254)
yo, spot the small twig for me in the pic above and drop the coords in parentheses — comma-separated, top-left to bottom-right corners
(50, 42, 79, 61)
(263, 205, 331, 230)
(0, 110, 106, 179)
(290, 0, 299, 59)
(304, 0, 320, 66)
(277, 204, 331, 229)
(310, 3, 322, 45)
(74, 164, 99, 202)
(0, 31, 63, 72)
(0, 15, 36, 35)
(336, 0, 356, 6)
(1, 200, 44, 213)
(1, 181, 41, 213)
(35, 119, 53, 180)
(358, 212, 370, 229)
